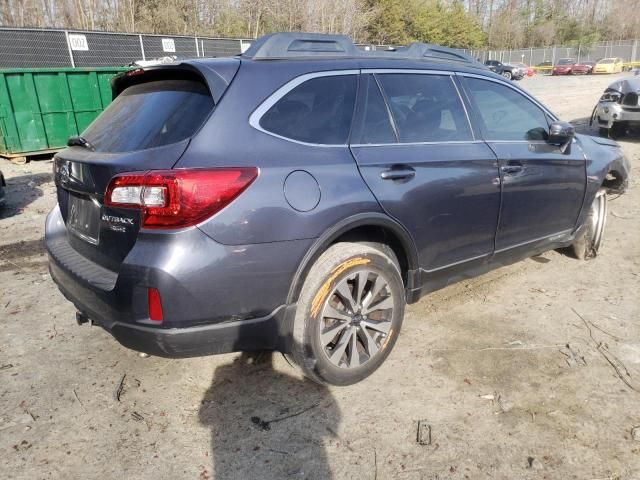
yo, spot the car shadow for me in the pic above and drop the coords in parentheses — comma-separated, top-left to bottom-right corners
(0, 172, 52, 220)
(198, 350, 340, 480)
(570, 116, 640, 142)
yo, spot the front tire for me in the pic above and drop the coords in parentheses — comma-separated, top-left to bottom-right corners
(288, 242, 405, 386)
(571, 189, 607, 260)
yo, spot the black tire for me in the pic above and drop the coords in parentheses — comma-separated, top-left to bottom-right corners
(609, 122, 626, 139)
(598, 127, 609, 137)
(502, 71, 512, 80)
(571, 189, 607, 260)
(288, 242, 405, 386)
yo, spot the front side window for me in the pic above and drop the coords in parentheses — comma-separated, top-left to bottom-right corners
(376, 73, 472, 143)
(259, 74, 357, 145)
(465, 78, 549, 141)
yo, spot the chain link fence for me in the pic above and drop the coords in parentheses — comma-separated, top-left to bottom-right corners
(465, 40, 639, 66)
(0, 27, 252, 68)
(1, 27, 638, 69)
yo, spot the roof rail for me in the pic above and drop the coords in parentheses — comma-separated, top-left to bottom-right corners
(393, 43, 479, 64)
(242, 32, 483, 67)
(242, 32, 360, 59)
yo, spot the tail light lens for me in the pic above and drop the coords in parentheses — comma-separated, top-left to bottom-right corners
(105, 168, 258, 229)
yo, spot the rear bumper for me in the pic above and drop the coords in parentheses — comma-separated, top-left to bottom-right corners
(46, 205, 309, 357)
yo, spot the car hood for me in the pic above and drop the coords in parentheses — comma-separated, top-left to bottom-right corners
(590, 136, 621, 148)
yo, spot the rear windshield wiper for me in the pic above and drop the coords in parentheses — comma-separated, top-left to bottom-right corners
(67, 136, 95, 151)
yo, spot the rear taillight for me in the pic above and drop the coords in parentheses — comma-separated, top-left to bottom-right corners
(105, 168, 258, 229)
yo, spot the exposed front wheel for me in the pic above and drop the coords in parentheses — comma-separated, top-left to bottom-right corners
(502, 71, 512, 80)
(571, 189, 607, 260)
(609, 122, 626, 139)
(288, 242, 405, 386)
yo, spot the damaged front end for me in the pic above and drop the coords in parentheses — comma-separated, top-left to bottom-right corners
(591, 77, 640, 137)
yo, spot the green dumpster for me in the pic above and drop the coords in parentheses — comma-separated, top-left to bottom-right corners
(0, 67, 129, 160)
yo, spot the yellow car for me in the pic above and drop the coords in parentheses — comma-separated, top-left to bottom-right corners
(594, 57, 625, 74)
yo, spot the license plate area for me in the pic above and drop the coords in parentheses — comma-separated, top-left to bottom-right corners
(67, 193, 101, 245)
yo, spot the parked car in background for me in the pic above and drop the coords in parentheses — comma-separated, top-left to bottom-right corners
(572, 61, 595, 75)
(552, 58, 576, 75)
(0, 170, 5, 206)
(594, 58, 625, 74)
(592, 76, 640, 138)
(484, 60, 525, 80)
(514, 62, 534, 76)
(46, 32, 629, 386)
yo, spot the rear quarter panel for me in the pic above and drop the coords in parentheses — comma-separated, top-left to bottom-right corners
(177, 59, 383, 245)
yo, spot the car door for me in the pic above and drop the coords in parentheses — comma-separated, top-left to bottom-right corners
(350, 71, 501, 276)
(459, 74, 586, 256)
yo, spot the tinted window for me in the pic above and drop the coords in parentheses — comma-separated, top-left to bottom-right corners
(260, 75, 357, 144)
(83, 80, 213, 153)
(465, 78, 549, 141)
(377, 74, 472, 143)
(351, 75, 396, 144)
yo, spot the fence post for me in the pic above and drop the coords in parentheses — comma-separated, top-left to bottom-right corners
(577, 43, 581, 63)
(195, 36, 200, 57)
(632, 39, 638, 63)
(138, 34, 146, 61)
(552, 45, 556, 65)
(529, 47, 533, 66)
(64, 30, 75, 68)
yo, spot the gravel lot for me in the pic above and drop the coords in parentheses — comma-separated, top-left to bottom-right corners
(1, 73, 639, 480)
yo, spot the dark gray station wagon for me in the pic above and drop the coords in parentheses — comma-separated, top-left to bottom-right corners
(47, 33, 629, 385)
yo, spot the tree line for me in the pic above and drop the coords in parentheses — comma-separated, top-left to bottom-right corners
(1, 0, 639, 50)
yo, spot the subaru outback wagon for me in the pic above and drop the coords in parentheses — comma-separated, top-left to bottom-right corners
(47, 33, 629, 385)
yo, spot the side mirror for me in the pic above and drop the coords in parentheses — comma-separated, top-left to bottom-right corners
(548, 121, 575, 153)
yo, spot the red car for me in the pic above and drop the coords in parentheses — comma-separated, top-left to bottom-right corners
(552, 58, 576, 75)
(571, 61, 595, 75)
(514, 62, 534, 76)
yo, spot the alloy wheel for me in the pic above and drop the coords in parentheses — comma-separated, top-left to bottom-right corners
(319, 269, 395, 369)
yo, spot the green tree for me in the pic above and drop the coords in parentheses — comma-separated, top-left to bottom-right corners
(366, 0, 409, 45)
(406, 0, 485, 49)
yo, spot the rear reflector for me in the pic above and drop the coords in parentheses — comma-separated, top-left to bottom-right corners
(105, 168, 258, 229)
(148, 288, 163, 322)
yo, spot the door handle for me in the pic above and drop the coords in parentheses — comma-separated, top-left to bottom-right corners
(380, 167, 416, 181)
(501, 164, 523, 174)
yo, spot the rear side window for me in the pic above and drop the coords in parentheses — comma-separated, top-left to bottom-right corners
(465, 78, 549, 141)
(351, 75, 396, 144)
(376, 74, 472, 143)
(82, 79, 213, 153)
(259, 75, 357, 145)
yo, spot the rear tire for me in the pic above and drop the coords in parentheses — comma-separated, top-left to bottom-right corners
(288, 242, 405, 386)
(571, 189, 607, 260)
(502, 71, 512, 80)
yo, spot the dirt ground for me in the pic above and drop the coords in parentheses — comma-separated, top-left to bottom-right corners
(1, 73, 639, 480)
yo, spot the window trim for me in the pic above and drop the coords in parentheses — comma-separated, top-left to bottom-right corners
(248, 69, 359, 147)
(457, 72, 559, 144)
(351, 69, 477, 147)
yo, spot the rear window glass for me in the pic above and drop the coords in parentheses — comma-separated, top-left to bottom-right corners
(377, 74, 472, 143)
(351, 75, 396, 144)
(259, 75, 357, 145)
(82, 79, 213, 153)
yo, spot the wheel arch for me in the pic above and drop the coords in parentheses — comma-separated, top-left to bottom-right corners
(286, 213, 420, 305)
